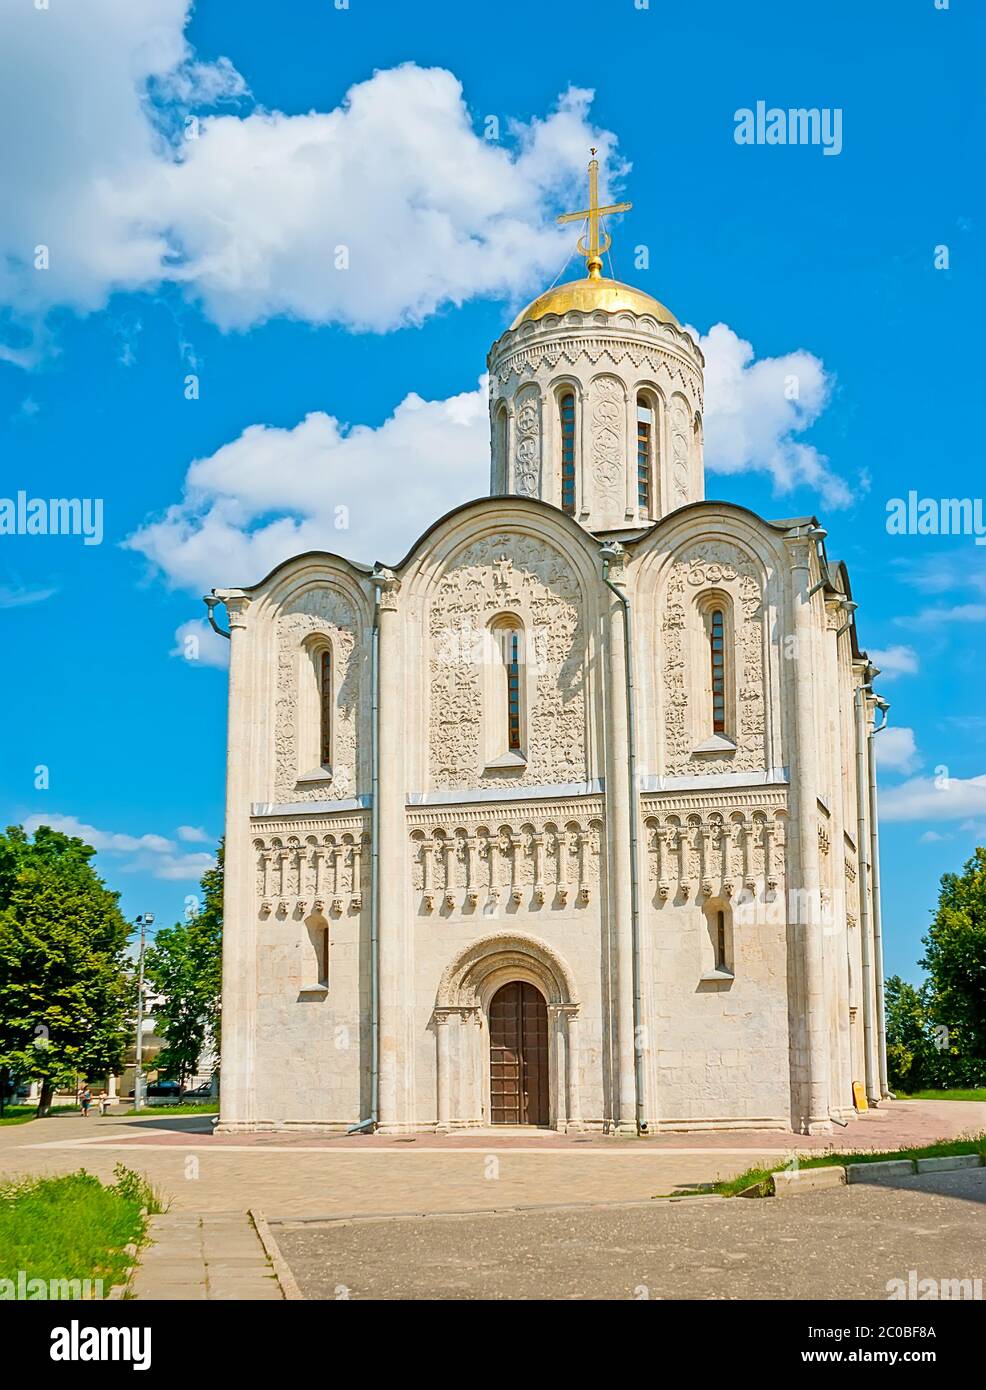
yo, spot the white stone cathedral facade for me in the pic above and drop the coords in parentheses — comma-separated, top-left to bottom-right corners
(214, 179, 889, 1135)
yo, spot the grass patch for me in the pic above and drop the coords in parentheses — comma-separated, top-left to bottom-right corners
(0, 1105, 76, 1126)
(896, 1089, 986, 1103)
(713, 1132, 986, 1197)
(0, 1165, 165, 1297)
(0, 1107, 40, 1127)
(121, 1102, 219, 1117)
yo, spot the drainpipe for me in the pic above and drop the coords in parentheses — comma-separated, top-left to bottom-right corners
(348, 589, 381, 1133)
(854, 679, 878, 1106)
(601, 545, 646, 1134)
(869, 693, 890, 1099)
(203, 594, 230, 639)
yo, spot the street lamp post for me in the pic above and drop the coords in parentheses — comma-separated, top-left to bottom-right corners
(133, 913, 154, 1111)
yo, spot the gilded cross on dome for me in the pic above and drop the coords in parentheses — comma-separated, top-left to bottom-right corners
(556, 151, 632, 280)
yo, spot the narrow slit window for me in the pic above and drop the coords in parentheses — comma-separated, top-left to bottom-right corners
(560, 392, 576, 515)
(636, 397, 653, 512)
(506, 629, 522, 751)
(317, 924, 329, 988)
(710, 609, 726, 734)
(319, 647, 332, 767)
(715, 910, 727, 970)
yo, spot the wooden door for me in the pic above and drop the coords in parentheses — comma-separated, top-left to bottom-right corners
(489, 981, 548, 1125)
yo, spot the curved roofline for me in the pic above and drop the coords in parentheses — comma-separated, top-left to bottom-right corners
(390, 492, 594, 571)
(625, 498, 820, 542)
(223, 493, 594, 595)
(223, 549, 375, 596)
(509, 273, 680, 331)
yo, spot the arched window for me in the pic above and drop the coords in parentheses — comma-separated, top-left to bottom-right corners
(487, 614, 526, 765)
(710, 608, 726, 734)
(636, 395, 654, 513)
(319, 646, 333, 768)
(505, 628, 522, 751)
(494, 403, 508, 486)
(559, 392, 576, 515)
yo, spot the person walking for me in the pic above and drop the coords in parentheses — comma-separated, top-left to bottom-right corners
(79, 1084, 92, 1118)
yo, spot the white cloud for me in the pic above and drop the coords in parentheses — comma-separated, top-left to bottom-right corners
(0, 582, 57, 609)
(869, 644, 919, 680)
(127, 380, 490, 591)
(875, 726, 920, 775)
(177, 825, 211, 844)
(693, 323, 851, 506)
(896, 603, 986, 629)
(135, 851, 215, 882)
(23, 812, 214, 881)
(171, 617, 230, 669)
(0, 0, 617, 355)
(880, 773, 986, 822)
(128, 321, 843, 595)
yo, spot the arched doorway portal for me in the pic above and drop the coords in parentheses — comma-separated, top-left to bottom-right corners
(489, 981, 548, 1125)
(433, 930, 582, 1131)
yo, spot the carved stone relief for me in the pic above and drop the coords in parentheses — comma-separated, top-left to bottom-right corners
(589, 375, 625, 503)
(644, 802, 788, 903)
(661, 541, 767, 776)
(428, 533, 586, 789)
(410, 808, 602, 912)
(514, 388, 541, 498)
(669, 397, 691, 507)
(275, 587, 361, 802)
(253, 826, 369, 919)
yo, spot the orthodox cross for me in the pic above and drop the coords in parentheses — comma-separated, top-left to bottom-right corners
(557, 150, 632, 279)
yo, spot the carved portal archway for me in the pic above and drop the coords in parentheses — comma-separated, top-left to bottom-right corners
(432, 932, 582, 1131)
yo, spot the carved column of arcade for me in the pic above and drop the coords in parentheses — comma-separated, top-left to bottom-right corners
(435, 1009, 453, 1131)
(548, 1003, 568, 1131)
(785, 532, 832, 1132)
(374, 567, 412, 1131)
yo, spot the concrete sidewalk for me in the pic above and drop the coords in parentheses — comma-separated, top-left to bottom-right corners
(131, 1211, 282, 1300)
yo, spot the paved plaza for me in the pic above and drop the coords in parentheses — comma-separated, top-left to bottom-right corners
(272, 1167, 986, 1301)
(3, 1101, 984, 1299)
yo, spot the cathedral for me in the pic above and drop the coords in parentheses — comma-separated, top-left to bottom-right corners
(213, 161, 889, 1136)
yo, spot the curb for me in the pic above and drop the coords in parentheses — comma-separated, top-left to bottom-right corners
(768, 1152, 984, 1196)
(772, 1166, 846, 1195)
(915, 1154, 983, 1173)
(250, 1208, 304, 1301)
(846, 1159, 917, 1184)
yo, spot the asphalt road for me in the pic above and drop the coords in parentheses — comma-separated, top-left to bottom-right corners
(272, 1167, 986, 1301)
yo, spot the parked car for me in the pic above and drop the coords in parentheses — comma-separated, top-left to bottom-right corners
(145, 1079, 183, 1099)
(182, 1081, 216, 1101)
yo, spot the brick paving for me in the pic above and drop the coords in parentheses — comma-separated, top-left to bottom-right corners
(2, 1100, 982, 1224)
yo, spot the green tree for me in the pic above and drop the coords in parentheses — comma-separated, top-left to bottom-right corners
(0, 825, 131, 1115)
(920, 846, 986, 1084)
(884, 975, 933, 1092)
(145, 844, 222, 1086)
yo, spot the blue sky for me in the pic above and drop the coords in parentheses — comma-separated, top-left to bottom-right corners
(0, 0, 983, 977)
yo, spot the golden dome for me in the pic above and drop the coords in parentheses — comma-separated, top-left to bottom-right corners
(511, 274, 679, 330)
